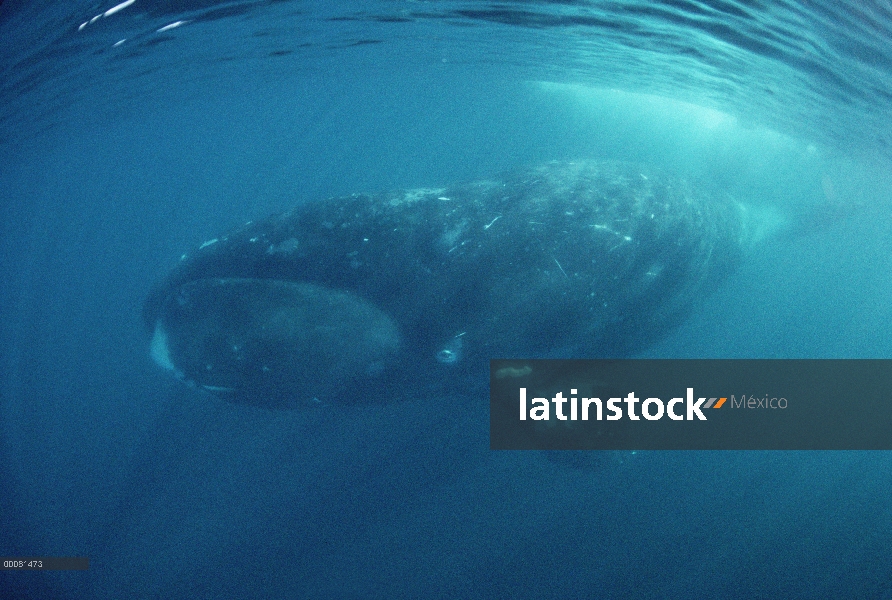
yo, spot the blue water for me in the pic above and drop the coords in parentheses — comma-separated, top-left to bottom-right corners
(2, 1, 892, 597)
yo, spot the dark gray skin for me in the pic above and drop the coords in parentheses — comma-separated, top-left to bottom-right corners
(144, 160, 751, 408)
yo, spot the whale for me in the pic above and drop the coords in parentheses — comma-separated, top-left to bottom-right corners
(143, 160, 780, 408)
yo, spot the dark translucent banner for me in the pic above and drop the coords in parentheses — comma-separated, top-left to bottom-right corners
(1, 557, 89, 570)
(490, 359, 892, 450)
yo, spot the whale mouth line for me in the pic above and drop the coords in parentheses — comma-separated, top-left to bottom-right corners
(152, 277, 401, 407)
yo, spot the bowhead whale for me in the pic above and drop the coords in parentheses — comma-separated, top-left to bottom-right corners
(144, 160, 778, 408)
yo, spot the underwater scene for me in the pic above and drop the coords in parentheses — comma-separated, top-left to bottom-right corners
(1, 0, 892, 597)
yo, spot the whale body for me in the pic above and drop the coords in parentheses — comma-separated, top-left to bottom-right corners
(144, 160, 763, 408)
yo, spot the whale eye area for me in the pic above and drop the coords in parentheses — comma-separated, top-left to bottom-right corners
(436, 335, 464, 364)
(436, 349, 458, 363)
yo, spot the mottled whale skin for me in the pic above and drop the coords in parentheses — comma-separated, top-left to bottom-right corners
(144, 160, 753, 407)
